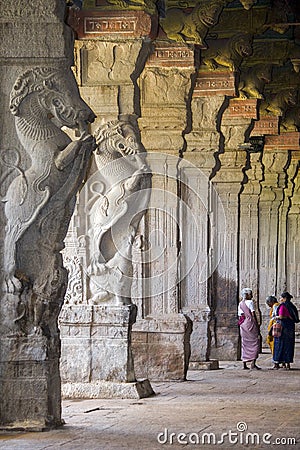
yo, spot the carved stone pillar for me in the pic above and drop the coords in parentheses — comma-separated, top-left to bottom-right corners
(209, 99, 257, 360)
(182, 69, 236, 368)
(68, 8, 155, 127)
(259, 137, 291, 339)
(239, 151, 263, 304)
(275, 136, 300, 294)
(287, 157, 300, 313)
(0, 0, 96, 430)
(60, 8, 156, 395)
(131, 42, 196, 380)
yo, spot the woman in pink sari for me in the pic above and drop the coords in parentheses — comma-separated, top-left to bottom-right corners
(238, 288, 261, 370)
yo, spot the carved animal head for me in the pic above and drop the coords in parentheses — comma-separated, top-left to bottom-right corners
(255, 65, 272, 83)
(281, 106, 300, 132)
(198, 0, 224, 27)
(230, 33, 253, 59)
(262, 89, 298, 116)
(10, 67, 96, 133)
(267, 89, 298, 111)
(94, 120, 143, 157)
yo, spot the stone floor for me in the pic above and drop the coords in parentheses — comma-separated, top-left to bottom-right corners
(1, 344, 299, 450)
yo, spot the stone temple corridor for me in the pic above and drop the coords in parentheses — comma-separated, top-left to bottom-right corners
(1, 343, 300, 449)
(0, 0, 300, 444)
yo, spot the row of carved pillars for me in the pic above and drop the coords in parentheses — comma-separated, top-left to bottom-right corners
(63, 33, 300, 380)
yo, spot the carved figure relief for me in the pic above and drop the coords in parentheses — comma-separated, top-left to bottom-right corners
(280, 106, 300, 132)
(160, 0, 225, 46)
(63, 255, 84, 304)
(87, 120, 151, 305)
(2, 66, 96, 335)
(202, 34, 253, 71)
(238, 64, 272, 99)
(260, 89, 298, 117)
(142, 68, 191, 105)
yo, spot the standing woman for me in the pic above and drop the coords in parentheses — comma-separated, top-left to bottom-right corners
(238, 288, 261, 370)
(273, 291, 299, 370)
(266, 295, 279, 355)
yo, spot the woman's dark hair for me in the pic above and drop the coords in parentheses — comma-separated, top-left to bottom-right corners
(266, 295, 277, 306)
(281, 291, 293, 300)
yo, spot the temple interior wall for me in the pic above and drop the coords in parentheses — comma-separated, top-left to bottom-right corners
(61, 3, 300, 376)
(1, 0, 300, 429)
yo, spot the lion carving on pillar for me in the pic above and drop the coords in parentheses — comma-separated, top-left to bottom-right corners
(238, 65, 272, 99)
(1, 66, 96, 335)
(260, 89, 298, 117)
(87, 120, 151, 305)
(160, 0, 226, 47)
(202, 33, 253, 72)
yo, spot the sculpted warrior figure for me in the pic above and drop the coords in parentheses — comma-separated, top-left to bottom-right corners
(87, 120, 151, 305)
(2, 66, 96, 334)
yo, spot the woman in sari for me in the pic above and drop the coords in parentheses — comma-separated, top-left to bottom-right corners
(266, 295, 279, 355)
(273, 291, 299, 370)
(238, 288, 261, 370)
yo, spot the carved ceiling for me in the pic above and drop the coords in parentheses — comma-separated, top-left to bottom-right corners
(67, 0, 300, 132)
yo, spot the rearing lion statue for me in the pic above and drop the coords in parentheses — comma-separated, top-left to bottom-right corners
(87, 120, 151, 305)
(2, 66, 96, 334)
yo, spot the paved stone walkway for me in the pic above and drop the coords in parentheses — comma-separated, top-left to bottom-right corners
(1, 345, 299, 449)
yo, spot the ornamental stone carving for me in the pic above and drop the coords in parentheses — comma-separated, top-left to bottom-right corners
(260, 88, 298, 117)
(238, 64, 272, 99)
(1, 66, 96, 335)
(87, 119, 151, 305)
(160, 0, 225, 47)
(281, 106, 300, 132)
(202, 33, 253, 72)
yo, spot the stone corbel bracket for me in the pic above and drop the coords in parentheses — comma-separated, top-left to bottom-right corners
(67, 8, 158, 40)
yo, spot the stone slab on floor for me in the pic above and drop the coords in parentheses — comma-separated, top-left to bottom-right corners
(0, 345, 299, 449)
(62, 379, 155, 399)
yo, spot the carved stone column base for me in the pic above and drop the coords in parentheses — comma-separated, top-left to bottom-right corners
(62, 379, 154, 400)
(60, 304, 139, 384)
(132, 314, 192, 381)
(189, 360, 219, 370)
(0, 336, 62, 431)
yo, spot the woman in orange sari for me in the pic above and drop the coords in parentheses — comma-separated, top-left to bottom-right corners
(266, 295, 279, 355)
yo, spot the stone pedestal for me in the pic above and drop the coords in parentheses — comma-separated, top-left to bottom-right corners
(60, 304, 154, 398)
(0, 335, 61, 431)
(132, 314, 192, 381)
